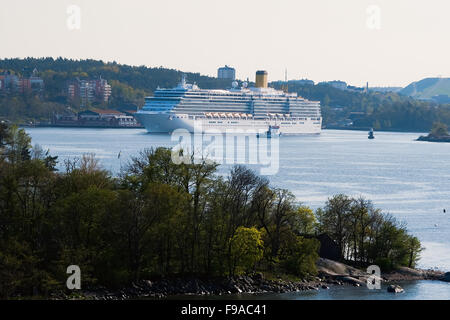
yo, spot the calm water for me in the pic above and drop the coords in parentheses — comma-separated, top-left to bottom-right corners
(25, 127, 450, 299)
(172, 280, 450, 300)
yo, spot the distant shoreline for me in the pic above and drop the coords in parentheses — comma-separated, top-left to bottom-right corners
(20, 124, 428, 135)
(324, 126, 427, 134)
(21, 123, 144, 129)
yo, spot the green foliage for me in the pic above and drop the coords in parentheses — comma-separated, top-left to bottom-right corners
(316, 195, 423, 270)
(3, 58, 450, 131)
(293, 206, 318, 235)
(430, 121, 449, 137)
(0, 124, 424, 298)
(0, 58, 233, 122)
(229, 227, 264, 275)
(271, 81, 450, 131)
(282, 235, 319, 278)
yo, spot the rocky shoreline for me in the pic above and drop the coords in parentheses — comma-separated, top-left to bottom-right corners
(416, 134, 450, 142)
(75, 274, 328, 300)
(55, 259, 448, 300)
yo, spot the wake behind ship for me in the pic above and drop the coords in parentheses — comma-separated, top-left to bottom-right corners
(134, 71, 322, 134)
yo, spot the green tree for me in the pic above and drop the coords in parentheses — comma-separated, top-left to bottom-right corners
(293, 206, 318, 235)
(316, 194, 353, 260)
(406, 236, 423, 268)
(430, 121, 448, 137)
(229, 227, 264, 275)
(282, 235, 319, 277)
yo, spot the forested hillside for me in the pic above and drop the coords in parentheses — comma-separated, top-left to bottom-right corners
(400, 77, 450, 100)
(271, 81, 450, 132)
(2, 57, 450, 132)
(0, 58, 230, 122)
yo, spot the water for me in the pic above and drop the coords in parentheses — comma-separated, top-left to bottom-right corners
(25, 127, 450, 299)
(173, 281, 450, 300)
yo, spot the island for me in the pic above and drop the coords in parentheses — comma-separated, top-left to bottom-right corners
(417, 122, 450, 142)
(1, 122, 448, 300)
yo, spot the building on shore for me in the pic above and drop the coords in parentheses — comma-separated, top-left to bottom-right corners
(319, 80, 348, 90)
(67, 77, 112, 106)
(271, 79, 315, 89)
(301, 234, 340, 261)
(52, 108, 141, 128)
(0, 69, 44, 94)
(217, 65, 236, 80)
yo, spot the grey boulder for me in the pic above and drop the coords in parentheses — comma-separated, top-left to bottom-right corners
(387, 284, 404, 293)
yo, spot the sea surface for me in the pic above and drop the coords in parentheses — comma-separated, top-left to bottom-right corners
(171, 280, 450, 300)
(25, 127, 450, 299)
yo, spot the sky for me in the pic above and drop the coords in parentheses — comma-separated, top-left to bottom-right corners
(1, 0, 449, 87)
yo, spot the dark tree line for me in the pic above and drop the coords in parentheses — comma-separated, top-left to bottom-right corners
(2, 58, 450, 132)
(0, 124, 422, 298)
(271, 82, 450, 132)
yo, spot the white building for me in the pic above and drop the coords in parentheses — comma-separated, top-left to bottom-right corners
(217, 65, 236, 80)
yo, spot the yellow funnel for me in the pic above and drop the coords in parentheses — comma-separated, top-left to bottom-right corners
(255, 70, 268, 88)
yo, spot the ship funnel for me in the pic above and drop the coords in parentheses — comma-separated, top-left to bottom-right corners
(255, 70, 268, 88)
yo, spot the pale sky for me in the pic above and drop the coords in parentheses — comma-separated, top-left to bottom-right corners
(1, 0, 449, 87)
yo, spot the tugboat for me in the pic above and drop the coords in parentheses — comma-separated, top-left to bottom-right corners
(267, 125, 281, 138)
(257, 125, 281, 138)
(368, 128, 375, 139)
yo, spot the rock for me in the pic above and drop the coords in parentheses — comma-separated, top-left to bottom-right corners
(316, 258, 366, 278)
(387, 284, 404, 293)
(145, 280, 153, 287)
(252, 273, 264, 281)
(441, 272, 450, 282)
(340, 276, 366, 286)
(321, 285, 329, 289)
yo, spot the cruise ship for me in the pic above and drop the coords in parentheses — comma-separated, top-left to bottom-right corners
(134, 71, 322, 134)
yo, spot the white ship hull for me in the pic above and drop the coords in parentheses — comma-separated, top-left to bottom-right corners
(135, 112, 322, 135)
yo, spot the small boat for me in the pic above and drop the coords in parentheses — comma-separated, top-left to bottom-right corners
(267, 125, 281, 138)
(257, 125, 281, 138)
(368, 128, 375, 139)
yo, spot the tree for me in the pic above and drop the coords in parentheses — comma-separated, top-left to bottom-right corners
(229, 227, 264, 275)
(293, 206, 318, 235)
(0, 122, 10, 150)
(0, 125, 425, 297)
(430, 121, 448, 137)
(316, 194, 353, 260)
(406, 236, 423, 268)
(316, 195, 422, 270)
(282, 235, 319, 277)
(2, 125, 31, 164)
